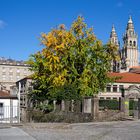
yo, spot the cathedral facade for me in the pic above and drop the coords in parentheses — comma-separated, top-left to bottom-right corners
(110, 16, 139, 72)
(98, 16, 140, 100)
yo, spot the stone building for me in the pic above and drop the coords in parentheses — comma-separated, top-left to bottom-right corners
(16, 76, 33, 122)
(0, 57, 32, 90)
(110, 16, 139, 72)
(99, 16, 140, 99)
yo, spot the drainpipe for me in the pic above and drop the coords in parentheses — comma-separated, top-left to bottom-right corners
(18, 82, 21, 123)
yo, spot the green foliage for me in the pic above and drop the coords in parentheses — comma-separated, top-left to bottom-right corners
(129, 100, 138, 110)
(28, 16, 119, 102)
(37, 103, 54, 113)
(99, 99, 119, 110)
(29, 110, 92, 123)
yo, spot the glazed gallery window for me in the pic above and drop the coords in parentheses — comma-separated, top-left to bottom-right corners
(119, 85, 124, 92)
(113, 85, 117, 92)
(106, 85, 111, 92)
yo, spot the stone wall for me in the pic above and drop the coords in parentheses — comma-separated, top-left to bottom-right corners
(23, 97, 127, 123)
(98, 110, 125, 121)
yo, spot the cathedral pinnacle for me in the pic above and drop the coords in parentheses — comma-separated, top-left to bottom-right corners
(110, 24, 117, 38)
(112, 24, 115, 32)
(127, 15, 134, 30)
(110, 25, 119, 45)
(128, 15, 133, 24)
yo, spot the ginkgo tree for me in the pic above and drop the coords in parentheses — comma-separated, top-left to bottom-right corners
(28, 16, 119, 102)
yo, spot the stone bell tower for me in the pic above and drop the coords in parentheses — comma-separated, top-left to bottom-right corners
(110, 25, 119, 46)
(109, 25, 120, 72)
(122, 16, 139, 69)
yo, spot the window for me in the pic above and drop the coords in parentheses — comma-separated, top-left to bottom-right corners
(17, 69, 20, 73)
(2, 67, 5, 72)
(17, 76, 20, 80)
(9, 72, 13, 75)
(17, 73, 20, 76)
(113, 85, 117, 92)
(119, 85, 124, 92)
(133, 41, 136, 46)
(0, 103, 3, 107)
(106, 85, 111, 92)
(130, 40, 132, 46)
(125, 48, 127, 57)
(9, 75, 13, 81)
(24, 68, 27, 74)
(0, 103, 4, 116)
(2, 75, 6, 81)
(106, 97, 111, 100)
(129, 31, 134, 36)
(2, 72, 6, 75)
(9, 68, 13, 72)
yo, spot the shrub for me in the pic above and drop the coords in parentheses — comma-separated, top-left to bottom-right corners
(37, 103, 54, 113)
(99, 99, 119, 110)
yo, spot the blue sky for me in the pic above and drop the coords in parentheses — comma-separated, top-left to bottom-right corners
(0, 0, 140, 60)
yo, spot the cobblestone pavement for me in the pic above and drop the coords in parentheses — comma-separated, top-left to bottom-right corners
(20, 120, 140, 140)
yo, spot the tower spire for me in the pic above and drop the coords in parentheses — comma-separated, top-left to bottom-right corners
(127, 15, 134, 30)
(110, 24, 119, 46)
(122, 16, 138, 69)
(110, 25, 120, 72)
(128, 15, 132, 23)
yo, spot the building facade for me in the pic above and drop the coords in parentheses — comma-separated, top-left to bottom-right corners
(98, 70, 140, 99)
(0, 90, 18, 123)
(110, 16, 139, 72)
(99, 16, 140, 99)
(15, 76, 33, 122)
(0, 57, 32, 90)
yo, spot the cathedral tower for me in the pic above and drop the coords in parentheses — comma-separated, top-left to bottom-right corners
(122, 16, 138, 69)
(110, 25, 119, 46)
(110, 25, 120, 72)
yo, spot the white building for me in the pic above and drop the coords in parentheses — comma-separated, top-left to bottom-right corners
(99, 67, 140, 99)
(0, 90, 18, 123)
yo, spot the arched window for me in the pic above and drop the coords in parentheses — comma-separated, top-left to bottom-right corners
(133, 41, 136, 46)
(125, 48, 127, 57)
(130, 40, 132, 46)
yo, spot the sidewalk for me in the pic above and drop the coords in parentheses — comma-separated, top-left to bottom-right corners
(0, 126, 36, 140)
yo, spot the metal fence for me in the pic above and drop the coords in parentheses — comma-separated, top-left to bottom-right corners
(0, 106, 19, 123)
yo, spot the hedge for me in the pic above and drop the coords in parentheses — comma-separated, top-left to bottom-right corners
(99, 99, 119, 110)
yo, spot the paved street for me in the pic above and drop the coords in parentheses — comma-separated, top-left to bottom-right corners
(21, 120, 140, 140)
(1, 120, 140, 140)
(0, 126, 35, 140)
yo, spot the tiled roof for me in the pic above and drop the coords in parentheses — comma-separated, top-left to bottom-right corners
(129, 67, 140, 74)
(129, 66, 140, 68)
(16, 74, 32, 83)
(109, 72, 140, 83)
(0, 91, 10, 97)
(0, 90, 17, 99)
(0, 57, 29, 66)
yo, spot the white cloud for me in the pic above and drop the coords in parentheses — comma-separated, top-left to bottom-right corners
(116, 2, 123, 8)
(0, 20, 6, 29)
